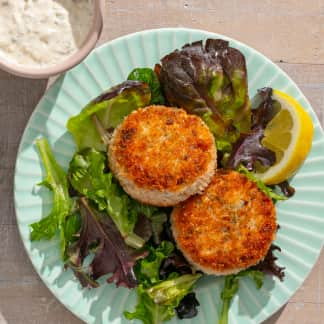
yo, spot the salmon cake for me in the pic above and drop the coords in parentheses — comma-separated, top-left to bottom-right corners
(108, 105, 216, 206)
(171, 170, 277, 275)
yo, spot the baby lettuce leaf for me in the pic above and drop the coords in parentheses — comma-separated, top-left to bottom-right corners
(129, 199, 160, 219)
(150, 212, 168, 245)
(135, 241, 174, 287)
(68, 148, 155, 249)
(124, 274, 201, 324)
(157, 39, 250, 147)
(68, 148, 111, 210)
(158, 220, 195, 279)
(30, 138, 73, 258)
(227, 87, 278, 170)
(130, 202, 168, 245)
(128, 68, 165, 104)
(124, 285, 175, 324)
(146, 273, 202, 305)
(133, 214, 153, 243)
(219, 270, 264, 324)
(63, 212, 81, 247)
(66, 198, 147, 288)
(67, 80, 151, 151)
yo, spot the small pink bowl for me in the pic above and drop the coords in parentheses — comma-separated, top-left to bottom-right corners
(0, 0, 104, 79)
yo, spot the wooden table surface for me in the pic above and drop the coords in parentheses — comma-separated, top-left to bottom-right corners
(1, 1, 324, 323)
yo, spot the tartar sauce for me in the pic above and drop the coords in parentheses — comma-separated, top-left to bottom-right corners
(0, 0, 94, 67)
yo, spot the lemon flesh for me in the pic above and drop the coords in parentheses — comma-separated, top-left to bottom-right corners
(256, 89, 314, 185)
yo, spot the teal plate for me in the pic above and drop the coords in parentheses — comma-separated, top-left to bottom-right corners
(14, 28, 324, 324)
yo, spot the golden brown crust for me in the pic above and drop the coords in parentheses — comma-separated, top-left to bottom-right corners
(110, 106, 215, 190)
(171, 170, 277, 275)
(108, 105, 216, 206)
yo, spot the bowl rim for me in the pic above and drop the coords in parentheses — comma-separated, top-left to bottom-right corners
(0, 0, 105, 79)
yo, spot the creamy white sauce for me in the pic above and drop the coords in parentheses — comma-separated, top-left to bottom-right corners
(0, 0, 94, 67)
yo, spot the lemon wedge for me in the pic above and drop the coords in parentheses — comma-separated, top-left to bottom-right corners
(256, 89, 314, 185)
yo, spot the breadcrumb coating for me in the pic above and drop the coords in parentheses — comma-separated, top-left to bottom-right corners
(108, 105, 216, 206)
(172, 170, 277, 275)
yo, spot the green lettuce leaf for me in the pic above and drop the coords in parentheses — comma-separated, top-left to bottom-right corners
(68, 148, 156, 249)
(238, 269, 265, 289)
(201, 110, 239, 152)
(63, 212, 81, 247)
(30, 138, 73, 258)
(130, 201, 167, 245)
(219, 270, 264, 324)
(130, 200, 160, 219)
(128, 68, 165, 104)
(124, 285, 175, 324)
(125, 274, 201, 324)
(147, 273, 202, 305)
(67, 80, 151, 151)
(135, 241, 174, 286)
(150, 212, 168, 245)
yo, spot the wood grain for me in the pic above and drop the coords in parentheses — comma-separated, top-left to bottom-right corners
(1, 1, 323, 323)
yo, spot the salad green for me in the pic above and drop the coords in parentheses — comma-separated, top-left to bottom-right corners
(67, 80, 151, 151)
(30, 138, 73, 259)
(125, 274, 202, 324)
(128, 67, 165, 105)
(134, 241, 174, 286)
(219, 270, 264, 324)
(227, 87, 278, 170)
(157, 39, 250, 152)
(68, 148, 156, 249)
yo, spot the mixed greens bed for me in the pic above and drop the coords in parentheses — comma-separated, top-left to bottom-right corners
(30, 39, 295, 323)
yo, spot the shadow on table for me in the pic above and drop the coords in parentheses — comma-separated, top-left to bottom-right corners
(0, 69, 49, 116)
